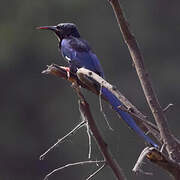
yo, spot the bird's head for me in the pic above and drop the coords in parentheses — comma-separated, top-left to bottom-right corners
(37, 23, 80, 41)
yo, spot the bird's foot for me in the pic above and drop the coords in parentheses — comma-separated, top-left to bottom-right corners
(65, 67, 70, 79)
(61, 66, 71, 79)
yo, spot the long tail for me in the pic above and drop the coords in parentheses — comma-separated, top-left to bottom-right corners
(102, 87, 158, 148)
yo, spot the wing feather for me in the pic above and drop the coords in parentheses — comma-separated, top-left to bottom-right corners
(61, 38, 104, 77)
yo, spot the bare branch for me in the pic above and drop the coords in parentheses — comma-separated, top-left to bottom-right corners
(74, 85, 126, 180)
(43, 160, 105, 180)
(146, 148, 180, 180)
(39, 121, 85, 160)
(118, 105, 161, 141)
(108, 0, 180, 162)
(43, 65, 180, 179)
(77, 68, 147, 121)
(133, 147, 180, 179)
(77, 68, 160, 143)
(41, 69, 126, 179)
(44, 64, 160, 143)
(42, 64, 99, 95)
(133, 147, 153, 175)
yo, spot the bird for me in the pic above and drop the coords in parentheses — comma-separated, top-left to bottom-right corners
(37, 23, 158, 148)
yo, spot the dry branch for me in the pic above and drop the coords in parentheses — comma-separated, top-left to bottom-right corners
(40, 0, 180, 179)
(43, 64, 161, 144)
(108, 0, 180, 162)
(43, 65, 180, 179)
(43, 65, 126, 180)
(133, 147, 180, 179)
(108, 0, 180, 179)
(146, 148, 180, 178)
(39, 121, 85, 160)
(77, 68, 160, 143)
(75, 85, 126, 180)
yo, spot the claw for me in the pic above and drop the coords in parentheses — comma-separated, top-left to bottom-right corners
(65, 67, 70, 79)
(60, 66, 70, 79)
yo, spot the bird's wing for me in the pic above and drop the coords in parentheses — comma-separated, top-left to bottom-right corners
(61, 38, 104, 77)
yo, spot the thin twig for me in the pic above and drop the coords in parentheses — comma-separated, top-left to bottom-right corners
(163, 103, 174, 113)
(99, 85, 114, 131)
(132, 147, 153, 175)
(78, 99, 92, 159)
(39, 121, 85, 160)
(86, 123, 92, 159)
(160, 143, 166, 153)
(86, 163, 106, 180)
(132, 146, 180, 178)
(43, 160, 105, 180)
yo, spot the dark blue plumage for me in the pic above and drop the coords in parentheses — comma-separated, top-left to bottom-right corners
(38, 23, 158, 148)
(61, 37, 104, 76)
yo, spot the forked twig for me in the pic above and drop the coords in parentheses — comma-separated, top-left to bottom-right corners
(132, 147, 153, 175)
(132, 146, 180, 178)
(39, 121, 85, 160)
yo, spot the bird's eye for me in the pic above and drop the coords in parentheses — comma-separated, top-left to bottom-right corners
(56, 26, 61, 30)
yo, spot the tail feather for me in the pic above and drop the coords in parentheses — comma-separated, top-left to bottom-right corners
(102, 87, 158, 148)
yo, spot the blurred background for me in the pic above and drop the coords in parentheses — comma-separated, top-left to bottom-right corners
(0, 0, 180, 179)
